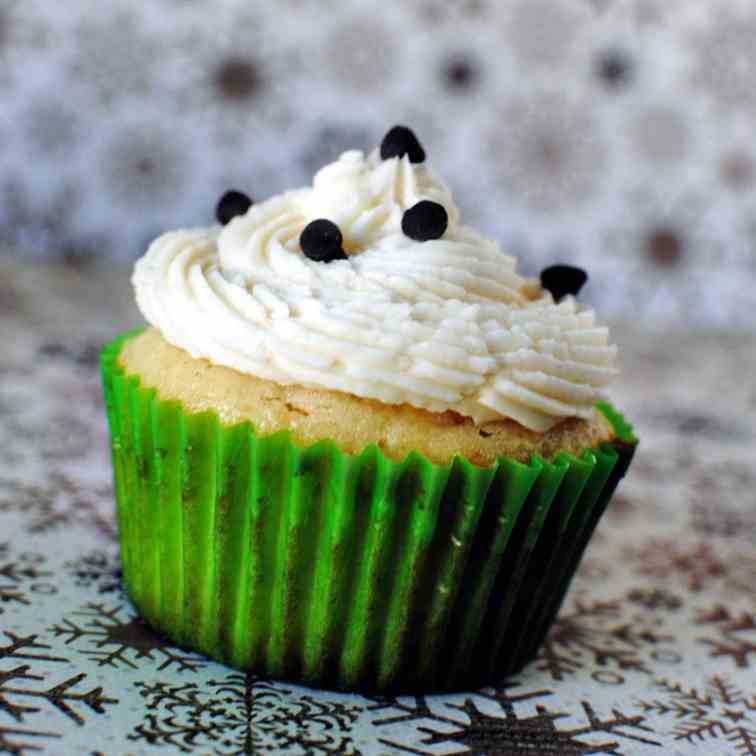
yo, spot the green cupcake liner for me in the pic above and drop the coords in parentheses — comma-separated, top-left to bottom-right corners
(101, 330, 637, 693)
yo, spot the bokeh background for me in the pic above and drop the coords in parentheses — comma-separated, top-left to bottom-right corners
(2, 0, 756, 326)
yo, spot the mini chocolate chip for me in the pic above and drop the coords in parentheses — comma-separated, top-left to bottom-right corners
(540, 265, 588, 302)
(216, 190, 253, 225)
(300, 219, 347, 262)
(401, 200, 448, 241)
(380, 125, 426, 163)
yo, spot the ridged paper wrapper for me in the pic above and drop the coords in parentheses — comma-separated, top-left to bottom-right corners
(101, 331, 636, 693)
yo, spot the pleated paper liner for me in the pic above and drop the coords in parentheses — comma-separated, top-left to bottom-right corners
(101, 331, 637, 694)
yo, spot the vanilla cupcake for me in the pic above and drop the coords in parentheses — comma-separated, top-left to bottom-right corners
(101, 126, 636, 693)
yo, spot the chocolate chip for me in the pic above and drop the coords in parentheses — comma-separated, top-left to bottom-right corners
(401, 200, 448, 241)
(216, 190, 253, 225)
(300, 219, 347, 262)
(380, 125, 426, 163)
(540, 264, 588, 302)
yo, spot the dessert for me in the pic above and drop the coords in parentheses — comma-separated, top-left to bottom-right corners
(101, 126, 636, 692)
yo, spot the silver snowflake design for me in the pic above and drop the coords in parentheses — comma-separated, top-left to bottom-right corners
(0, 473, 116, 541)
(623, 539, 727, 593)
(49, 602, 206, 673)
(0, 631, 116, 754)
(696, 606, 756, 671)
(638, 675, 756, 754)
(690, 462, 756, 543)
(624, 538, 756, 598)
(370, 682, 660, 754)
(534, 599, 673, 682)
(0, 546, 54, 615)
(64, 550, 123, 597)
(0, 632, 66, 666)
(129, 672, 360, 755)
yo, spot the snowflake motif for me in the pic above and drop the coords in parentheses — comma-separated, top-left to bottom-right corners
(128, 682, 230, 753)
(625, 588, 683, 613)
(0, 627, 69, 755)
(697, 606, 756, 671)
(726, 555, 756, 599)
(690, 462, 756, 543)
(624, 538, 756, 598)
(0, 655, 117, 754)
(638, 675, 756, 754)
(369, 682, 660, 754)
(489, 92, 607, 212)
(0, 666, 117, 727)
(691, 499, 756, 543)
(0, 473, 116, 541)
(129, 672, 361, 754)
(64, 550, 123, 596)
(534, 599, 673, 682)
(0, 545, 55, 615)
(623, 539, 727, 593)
(49, 602, 205, 673)
(0, 632, 66, 666)
(0, 724, 59, 756)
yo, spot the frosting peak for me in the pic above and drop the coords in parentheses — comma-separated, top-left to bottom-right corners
(133, 146, 618, 431)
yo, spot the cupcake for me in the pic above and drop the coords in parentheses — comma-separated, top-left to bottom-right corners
(101, 125, 636, 693)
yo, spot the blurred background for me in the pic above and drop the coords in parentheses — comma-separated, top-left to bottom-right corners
(2, 0, 756, 326)
(3, 7, 756, 750)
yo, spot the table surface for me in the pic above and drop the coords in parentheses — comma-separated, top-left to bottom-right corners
(1, 262, 755, 756)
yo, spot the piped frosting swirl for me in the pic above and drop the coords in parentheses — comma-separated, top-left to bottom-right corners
(133, 148, 618, 431)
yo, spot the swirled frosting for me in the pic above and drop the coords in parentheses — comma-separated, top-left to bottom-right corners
(133, 148, 618, 431)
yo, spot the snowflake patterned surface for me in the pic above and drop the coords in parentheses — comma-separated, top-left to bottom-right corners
(0, 264, 755, 754)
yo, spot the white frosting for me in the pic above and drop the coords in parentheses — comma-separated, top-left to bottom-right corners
(133, 149, 618, 431)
